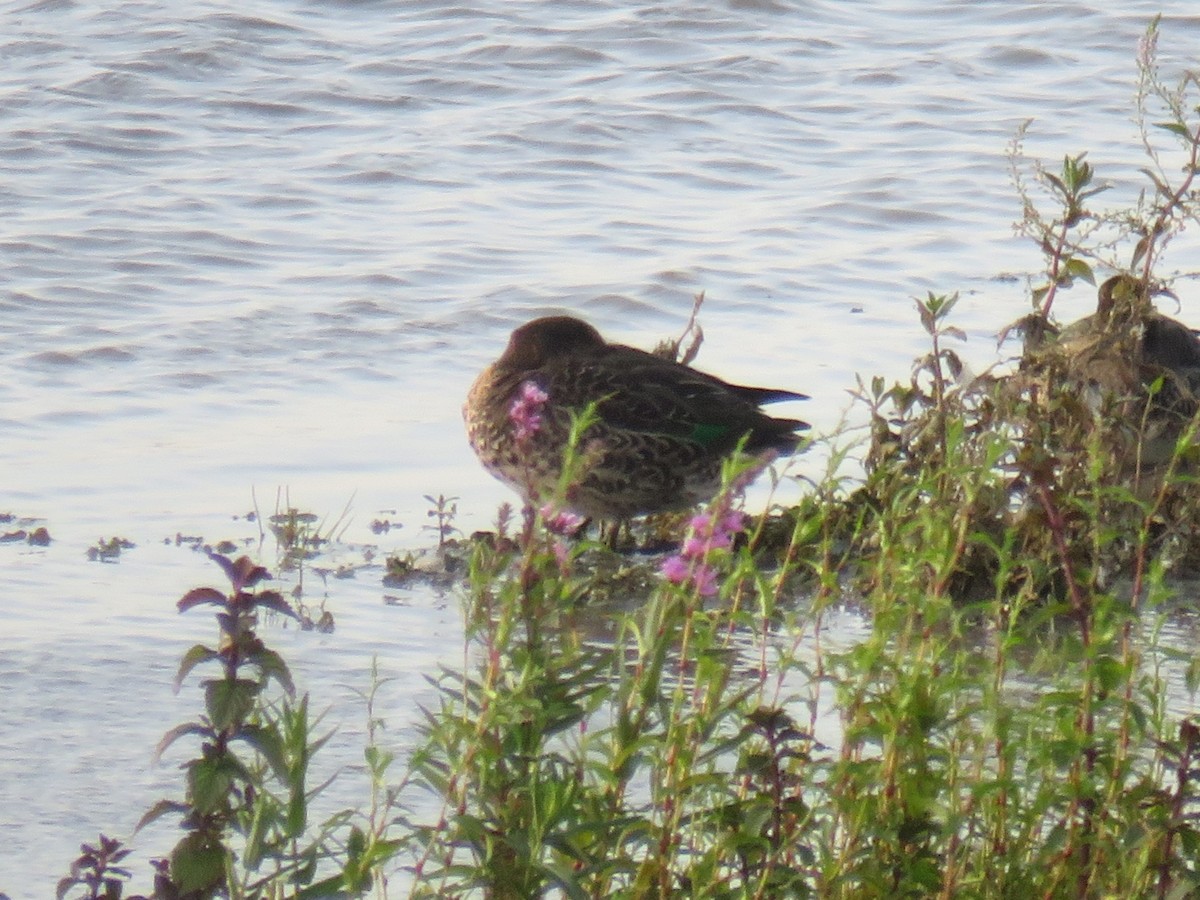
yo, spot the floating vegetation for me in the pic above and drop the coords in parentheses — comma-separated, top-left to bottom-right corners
(369, 516, 398, 535)
(263, 489, 354, 574)
(86, 537, 134, 562)
(267, 507, 324, 562)
(422, 493, 459, 548)
(0, 513, 52, 546)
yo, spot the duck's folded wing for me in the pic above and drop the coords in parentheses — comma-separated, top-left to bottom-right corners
(553, 350, 807, 451)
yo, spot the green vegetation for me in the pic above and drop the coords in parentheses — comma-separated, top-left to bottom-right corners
(44, 19, 1200, 900)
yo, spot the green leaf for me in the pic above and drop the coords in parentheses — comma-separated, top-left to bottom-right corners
(286, 777, 308, 838)
(1063, 257, 1095, 283)
(243, 793, 274, 869)
(170, 832, 227, 892)
(1132, 234, 1152, 268)
(916, 298, 936, 335)
(364, 744, 395, 778)
(187, 755, 239, 814)
(1187, 655, 1200, 695)
(1077, 184, 1110, 201)
(1094, 655, 1127, 694)
(205, 678, 260, 730)
(237, 723, 289, 782)
(254, 647, 296, 696)
(1154, 121, 1192, 137)
(300, 873, 369, 898)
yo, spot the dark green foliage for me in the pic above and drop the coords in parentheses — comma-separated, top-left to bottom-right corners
(57, 835, 145, 900)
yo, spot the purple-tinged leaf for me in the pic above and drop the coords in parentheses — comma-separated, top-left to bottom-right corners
(133, 799, 190, 836)
(207, 552, 238, 584)
(230, 555, 272, 589)
(177, 587, 226, 613)
(154, 721, 214, 761)
(215, 612, 237, 637)
(253, 589, 299, 621)
(174, 644, 220, 692)
(207, 552, 272, 592)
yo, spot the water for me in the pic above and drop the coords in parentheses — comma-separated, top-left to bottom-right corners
(3, 0, 1200, 892)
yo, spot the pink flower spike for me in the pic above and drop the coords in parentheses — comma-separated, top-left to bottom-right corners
(721, 510, 748, 535)
(681, 535, 707, 558)
(539, 503, 585, 536)
(552, 540, 571, 570)
(692, 563, 719, 597)
(660, 554, 690, 584)
(509, 380, 549, 443)
(521, 381, 549, 405)
(706, 532, 733, 552)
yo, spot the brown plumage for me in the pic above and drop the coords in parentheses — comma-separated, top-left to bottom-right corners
(464, 316, 809, 520)
(1052, 274, 1200, 466)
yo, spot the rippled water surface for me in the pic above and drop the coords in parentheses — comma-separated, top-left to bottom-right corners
(4, 0, 1200, 891)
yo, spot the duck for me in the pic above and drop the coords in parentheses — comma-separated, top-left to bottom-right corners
(1058, 275, 1200, 384)
(1050, 274, 1200, 465)
(464, 315, 809, 522)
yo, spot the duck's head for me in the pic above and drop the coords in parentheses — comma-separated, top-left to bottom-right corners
(1096, 274, 1150, 324)
(499, 316, 606, 370)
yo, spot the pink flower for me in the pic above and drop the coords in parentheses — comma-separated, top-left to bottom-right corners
(659, 447, 775, 598)
(661, 554, 691, 584)
(682, 509, 745, 555)
(720, 510, 747, 536)
(706, 531, 734, 552)
(661, 504, 748, 597)
(691, 563, 718, 597)
(539, 503, 585, 536)
(509, 380, 549, 444)
(552, 539, 571, 572)
(661, 555, 719, 597)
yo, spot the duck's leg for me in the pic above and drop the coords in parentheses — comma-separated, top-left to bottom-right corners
(598, 519, 634, 551)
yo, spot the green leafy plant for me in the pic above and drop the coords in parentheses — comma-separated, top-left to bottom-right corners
(139, 553, 368, 897)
